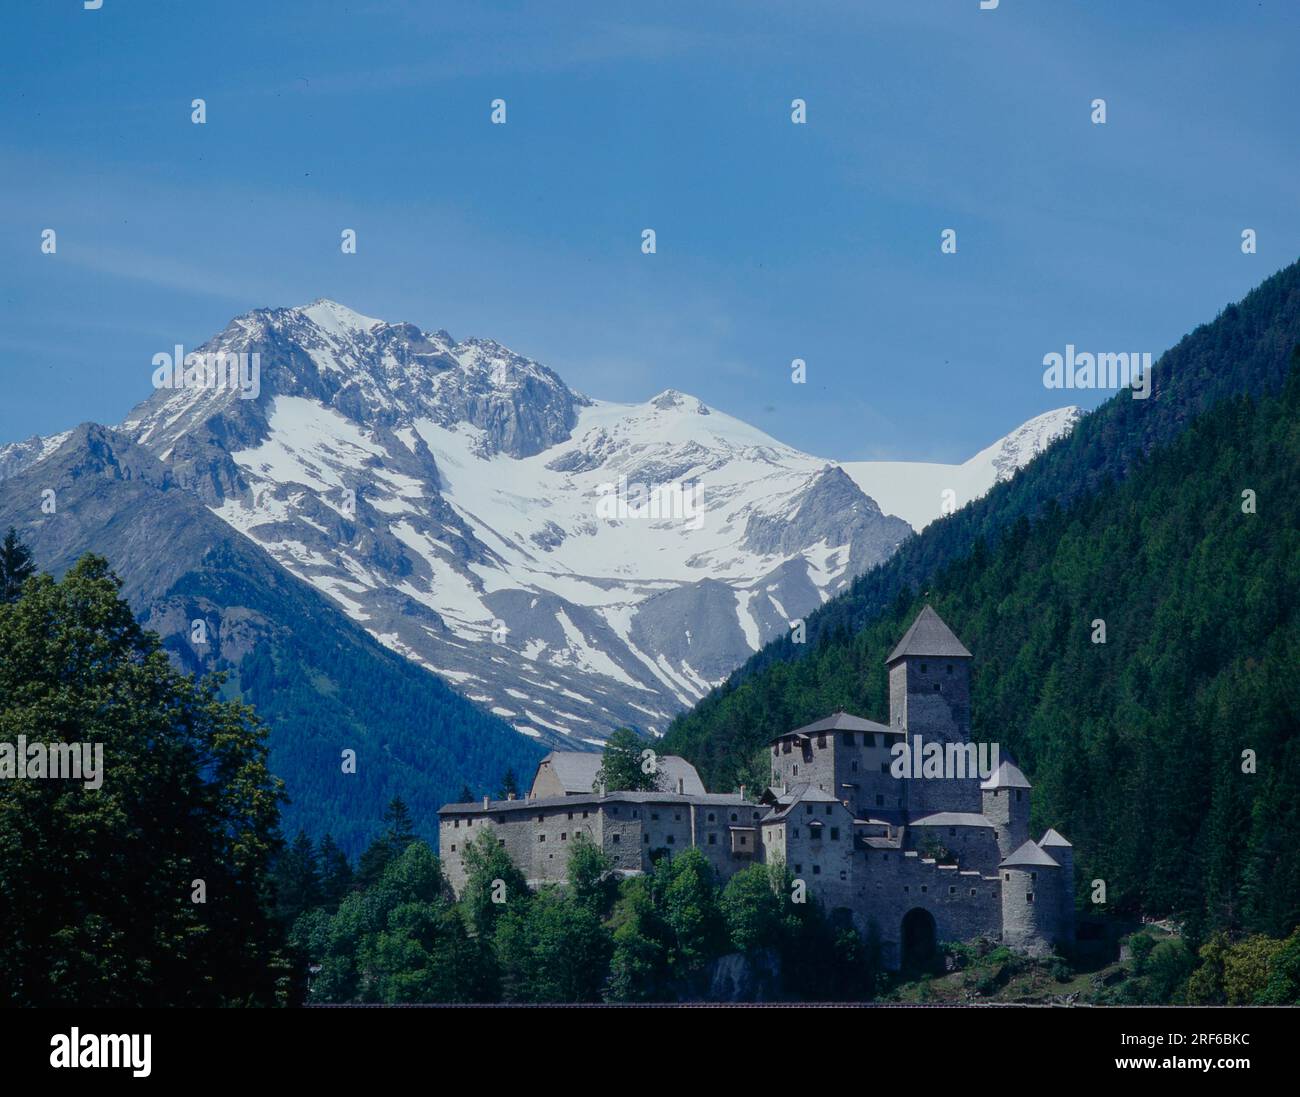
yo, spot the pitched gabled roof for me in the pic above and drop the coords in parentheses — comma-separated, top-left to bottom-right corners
(886, 605, 972, 664)
(980, 759, 1032, 790)
(999, 840, 1060, 869)
(911, 812, 996, 828)
(762, 785, 849, 823)
(1039, 828, 1072, 849)
(538, 750, 600, 791)
(786, 711, 895, 738)
(536, 750, 705, 796)
(438, 789, 749, 815)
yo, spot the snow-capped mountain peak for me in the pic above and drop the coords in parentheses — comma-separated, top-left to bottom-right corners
(841, 406, 1081, 531)
(648, 388, 711, 415)
(299, 298, 386, 337)
(0, 300, 1082, 747)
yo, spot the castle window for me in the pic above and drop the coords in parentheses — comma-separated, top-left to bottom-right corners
(612, 834, 620, 844)
(631, 810, 639, 819)
(971, 888, 977, 896)
(740, 835, 748, 846)
(949, 886, 956, 895)
(568, 811, 574, 820)
(753, 812, 760, 820)
(805, 805, 813, 815)
(867, 733, 877, 747)
(826, 805, 833, 816)
(561, 832, 567, 841)
(651, 812, 659, 821)
(840, 870, 847, 881)
(795, 864, 803, 873)
(782, 741, 791, 754)
(611, 807, 619, 816)
(947, 664, 953, 675)
(708, 833, 717, 845)
(1004, 873, 1011, 881)
(921, 664, 928, 673)
(668, 835, 676, 845)
(538, 834, 545, 843)
(1027, 892, 1034, 902)
(880, 762, 889, 774)
(773, 746, 779, 757)
(949, 828, 956, 837)
(498, 839, 505, 847)
(582, 811, 589, 818)
(1031, 872, 1037, 881)
(903, 885, 910, 893)
(876, 795, 884, 807)
(817, 735, 826, 749)
(1015, 790, 1023, 802)
(707, 812, 716, 823)
(793, 765, 799, 776)
(921, 885, 927, 893)
(852, 761, 859, 773)
(454, 820, 459, 829)
(450, 844, 456, 852)
(496, 815, 505, 823)
(536, 815, 543, 823)
(674, 813, 681, 822)
(843, 731, 855, 746)
(831, 827, 840, 840)
(730, 812, 739, 822)
(813, 865, 821, 875)
(644, 835, 650, 844)
(934, 683, 941, 692)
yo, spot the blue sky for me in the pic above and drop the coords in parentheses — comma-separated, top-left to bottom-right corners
(2, 1, 1297, 461)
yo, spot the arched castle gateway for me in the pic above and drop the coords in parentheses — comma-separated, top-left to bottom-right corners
(438, 606, 1076, 968)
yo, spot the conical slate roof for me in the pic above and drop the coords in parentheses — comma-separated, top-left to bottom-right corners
(980, 759, 1032, 790)
(1039, 828, 1072, 848)
(999, 840, 1060, 869)
(886, 605, 972, 664)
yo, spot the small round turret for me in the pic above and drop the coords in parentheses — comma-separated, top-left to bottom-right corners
(999, 840, 1062, 957)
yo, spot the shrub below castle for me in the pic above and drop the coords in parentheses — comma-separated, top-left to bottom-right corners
(281, 815, 882, 1003)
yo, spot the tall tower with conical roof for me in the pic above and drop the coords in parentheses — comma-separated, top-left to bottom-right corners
(1039, 828, 1076, 947)
(982, 758, 1033, 858)
(886, 605, 981, 816)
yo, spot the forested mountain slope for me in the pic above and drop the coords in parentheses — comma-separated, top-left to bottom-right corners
(663, 260, 1300, 707)
(664, 270, 1300, 937)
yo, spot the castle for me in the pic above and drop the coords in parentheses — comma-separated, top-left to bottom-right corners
(438, 606, 1075, 969)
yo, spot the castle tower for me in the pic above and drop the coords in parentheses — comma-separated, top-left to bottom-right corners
(999, 840, 1063, 957)
(981, 758, 1032, 858)
(886, 606, 980, 816)
(1039, 828, 1075, 952)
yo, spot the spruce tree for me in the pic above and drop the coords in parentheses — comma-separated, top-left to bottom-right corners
(318, 833, 354, 910)
(273, 828, 323, 924)
(0, 528, 35, 603)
